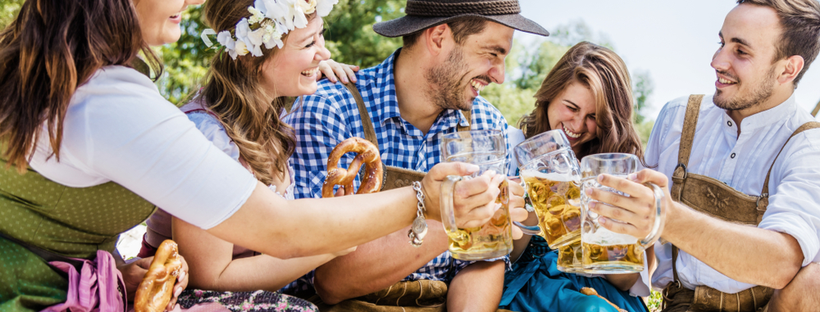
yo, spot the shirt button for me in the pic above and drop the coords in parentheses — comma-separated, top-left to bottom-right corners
(727, 121, 733, 127)
(731, 153, 736, 159)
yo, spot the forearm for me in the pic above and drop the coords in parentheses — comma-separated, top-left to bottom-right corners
(196, 254, 336, 292)
(314, 223, 449, 304)
(664, 202, 803, 288)
(510, 211, 538, 263)
(447, 261, 505, 312)
(208, 183, 419, 259)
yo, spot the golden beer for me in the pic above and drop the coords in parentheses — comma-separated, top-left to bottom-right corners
(556, 240, 584, 273)
(582, 242, 644, 272)
(521, 170, 582, 248)
(447, 180, 513, 260)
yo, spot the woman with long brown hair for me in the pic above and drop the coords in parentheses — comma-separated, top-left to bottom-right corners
(500, 42, 650, 312)
(0, 0, 505, 310)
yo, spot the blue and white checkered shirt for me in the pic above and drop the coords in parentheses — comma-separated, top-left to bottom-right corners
(282, 49, 511, 294)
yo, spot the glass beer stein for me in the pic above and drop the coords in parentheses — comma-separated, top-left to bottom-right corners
(440, 130, 513, 261)
(580, 153, 663, 274)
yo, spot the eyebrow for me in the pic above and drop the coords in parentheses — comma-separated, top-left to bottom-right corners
(719, 31, 752, 48)
(563, 99, 579, 108)
(482, 44, 507, 55)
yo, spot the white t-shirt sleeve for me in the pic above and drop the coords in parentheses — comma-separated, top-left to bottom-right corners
(29, 66, 257, 230)
(186, 112, 241, 162)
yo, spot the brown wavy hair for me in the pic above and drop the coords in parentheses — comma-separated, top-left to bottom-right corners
(0, 0, 161, 172)
(519, 41, 643, 161)
(199, 0, 308, 185)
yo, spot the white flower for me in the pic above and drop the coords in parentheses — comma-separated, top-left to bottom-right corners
(298, 0, 317, 15)
(216, 30, 236, 50)
(316, 0, 337, 16)
(248, 6, 265, 25)
(235, 41, 250, 57)
(247, 28, 267, 56)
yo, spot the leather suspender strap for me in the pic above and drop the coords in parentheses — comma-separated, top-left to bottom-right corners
(344, 83, 379, 147)
(756, 121, 820, 222)
(458, 110, 471, 132)
(671, 94, 704, 201)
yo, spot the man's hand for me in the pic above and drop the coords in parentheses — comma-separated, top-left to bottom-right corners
(423, 162, 504, 229)
(585, 169, 673, 243)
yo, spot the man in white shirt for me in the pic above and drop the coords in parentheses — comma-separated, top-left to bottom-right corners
(584, 0, 820, 311)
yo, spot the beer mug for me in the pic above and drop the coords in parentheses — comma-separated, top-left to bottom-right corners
(580, 153, 663, 274)
(556, 240, 584, 273)
(512, 130, 583, 249)
(440, 130, 513, 261)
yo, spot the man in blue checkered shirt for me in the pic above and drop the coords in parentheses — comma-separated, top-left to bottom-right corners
(284, 0, 548, 310)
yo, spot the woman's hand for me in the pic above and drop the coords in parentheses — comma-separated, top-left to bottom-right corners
(318, 59, 359, 84)
(120, 255, 190, 311)
(508, 176, 529, 240)
(421, 162, 504, 229)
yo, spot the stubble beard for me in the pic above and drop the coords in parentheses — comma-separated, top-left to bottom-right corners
(713, 66, 777, 112)
(424, 47, 473, 111)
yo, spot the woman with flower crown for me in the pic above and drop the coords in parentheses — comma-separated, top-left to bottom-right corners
(0, 0, 506, 310)
(135, 0, 378, 310)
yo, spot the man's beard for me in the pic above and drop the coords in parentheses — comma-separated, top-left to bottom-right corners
(713, 66, 777, 111)
(424, 47, 474, 111)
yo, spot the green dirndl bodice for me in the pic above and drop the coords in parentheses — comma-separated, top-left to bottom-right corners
(0, 158, 157, 311)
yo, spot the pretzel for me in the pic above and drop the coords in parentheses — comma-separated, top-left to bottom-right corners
(580, 287, 627, 312)
(322, 137, 384, 197)
(134, 240, 183, 312)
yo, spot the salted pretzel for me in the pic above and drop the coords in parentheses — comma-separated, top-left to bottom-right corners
(580, 287, 627, 312)
(322, 137, 384, 197)
(134, 240, 183, 312)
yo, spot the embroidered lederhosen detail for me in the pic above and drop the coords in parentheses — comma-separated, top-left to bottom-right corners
(661, 95, 820, 312)
(343, 83, 471, 191)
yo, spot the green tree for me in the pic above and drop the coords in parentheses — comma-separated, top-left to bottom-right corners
(0, 0, 22, 29)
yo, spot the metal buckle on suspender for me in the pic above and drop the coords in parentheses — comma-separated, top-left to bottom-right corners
(674, 163, 688, 179)
(756, 193, 769, 210)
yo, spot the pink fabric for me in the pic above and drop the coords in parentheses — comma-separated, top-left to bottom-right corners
(42, 250, 126, 312)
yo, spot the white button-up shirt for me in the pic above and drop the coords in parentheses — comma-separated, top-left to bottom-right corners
(647, 94, 820, 293)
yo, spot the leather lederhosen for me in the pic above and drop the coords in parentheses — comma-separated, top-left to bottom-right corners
(661, 94, 820, 312)
(342, 83, 471, 191)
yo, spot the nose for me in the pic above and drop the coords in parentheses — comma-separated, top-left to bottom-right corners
(315, 44, 331, 62)
(489, 59, 505, 84)
(711, 47, 729, 72)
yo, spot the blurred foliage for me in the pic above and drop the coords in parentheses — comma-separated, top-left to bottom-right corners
(0, 0, 656, 142)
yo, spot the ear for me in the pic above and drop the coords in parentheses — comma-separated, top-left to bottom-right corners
(423, 24, 450, 57)
(777, 55, 804, 85)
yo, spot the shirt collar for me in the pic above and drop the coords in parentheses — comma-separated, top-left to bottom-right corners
(731, 93, 797, 132)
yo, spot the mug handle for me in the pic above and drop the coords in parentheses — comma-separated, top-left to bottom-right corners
(441, 175, 469, 244)
(638, 182, 665, 248)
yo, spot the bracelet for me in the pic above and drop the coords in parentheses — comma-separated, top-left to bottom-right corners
(408, 181, 428, 247)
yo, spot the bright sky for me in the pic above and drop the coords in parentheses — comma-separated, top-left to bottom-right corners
(515, 0, 820, 120)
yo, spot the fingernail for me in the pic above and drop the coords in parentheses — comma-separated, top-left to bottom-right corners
(585, 188, 593, 195)
(628, 173, 638, 181)
(178, 270, 185, 281)
(175, 287, 183, 297)
(342, 78, 348, 83)
(598, 217, 607, 225)
(351, 77, 357, 83)
(597, 174, 604, 182)
(466, 164, 480, 173)
(588, 201, 596, 210)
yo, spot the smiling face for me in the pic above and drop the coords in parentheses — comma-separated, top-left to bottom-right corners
(711, 4, 783, 111)
(426, 21, 513, 111)
(134, 0, 204, 46)
(546, 81, 598, 153)
(262, 16, 330, 98)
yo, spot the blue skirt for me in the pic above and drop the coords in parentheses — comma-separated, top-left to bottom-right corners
(500, 236, 648, 312)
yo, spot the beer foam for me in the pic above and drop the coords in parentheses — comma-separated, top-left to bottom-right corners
(520, 169, 578, 182)
(582, 228, 638, 245)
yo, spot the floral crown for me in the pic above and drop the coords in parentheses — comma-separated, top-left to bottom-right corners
(201, 0, 337, 59)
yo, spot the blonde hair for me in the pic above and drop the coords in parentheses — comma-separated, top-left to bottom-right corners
(199, 0, 316, 185)
(519, 41, 643, 161)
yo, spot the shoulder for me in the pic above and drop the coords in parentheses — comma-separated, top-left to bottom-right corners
(471, 96, 508, 126)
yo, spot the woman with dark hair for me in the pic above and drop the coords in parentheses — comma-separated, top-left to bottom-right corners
(0, 0, 505, 310)
(500, 42, 650, 312)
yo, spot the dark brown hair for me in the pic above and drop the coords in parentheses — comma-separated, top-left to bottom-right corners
(737, 0, 820, 86)
(0, 0, 161, 172)
(519, 41, 643, 161)
(402, 16, 488, 48)
(200, 0, 305, 185)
